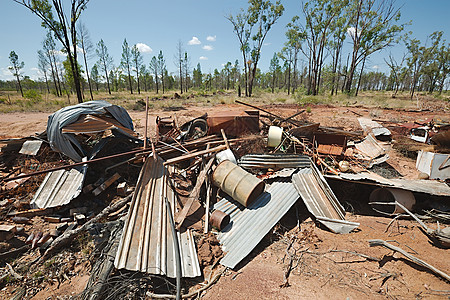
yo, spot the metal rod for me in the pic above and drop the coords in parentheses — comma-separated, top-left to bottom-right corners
(144, 97, 149, 150)
(158, 140, 188, 154)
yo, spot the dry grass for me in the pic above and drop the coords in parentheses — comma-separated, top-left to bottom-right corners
(0, 89, 448, 114)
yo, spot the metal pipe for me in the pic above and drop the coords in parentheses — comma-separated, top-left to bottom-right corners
(165, 197, 181, 300)
(2, 147, 153, 182)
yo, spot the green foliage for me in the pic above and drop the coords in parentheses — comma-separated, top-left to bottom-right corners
(23, 89, 42, 102)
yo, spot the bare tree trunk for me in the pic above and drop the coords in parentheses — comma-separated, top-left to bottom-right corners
(355, 55, 366, 96)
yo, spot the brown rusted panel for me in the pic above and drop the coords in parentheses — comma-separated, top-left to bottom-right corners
(314, 133, 347, 156)
(207, 110, 259, 137)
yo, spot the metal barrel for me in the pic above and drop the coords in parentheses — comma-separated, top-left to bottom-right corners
(209, 210, 230, 231)
(212, 160, 265, 207)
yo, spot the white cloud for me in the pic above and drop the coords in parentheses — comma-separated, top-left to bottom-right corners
(136, 43, 153, 53)
(199, 56, 208, 60)
(0, 67, 13, 80)
(188, 36, 201, 45)
(347, 27, 360, 39)
(206, 35, 216, 42)
(202, 45, 213, 51)
(372, 65, 380, 70)
(263, 42, 271, 46)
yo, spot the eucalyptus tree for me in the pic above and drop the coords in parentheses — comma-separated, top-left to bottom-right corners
(269, 53, 280, 93)
(175, 40, 184, 94)
(385, 53, 406, 96)
(43, 32, 62, 96)
(227, 0, 284, 97)
(37, 50, 50, 93)
(90, 64, 100, 91)
(96, 39, 113, 94)
(278, 47, 294, 95)
(158, 51, 167, 93)
(193, 63, 203, 88)
(8, 51, 25, 97)
(344, 0, 405, 94)
(77, 23, 94, 100)
(120, 39, 133, 94)
(183, 52, 191, 92)
(131, 44, 143, 94)
(149, 55, 160, 93)
(15, 0, 89, 103)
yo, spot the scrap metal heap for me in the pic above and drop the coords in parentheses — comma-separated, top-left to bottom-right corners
(0, 100, 449, 299)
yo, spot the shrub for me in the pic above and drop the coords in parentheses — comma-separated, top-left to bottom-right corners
(24, 89, 42, 102)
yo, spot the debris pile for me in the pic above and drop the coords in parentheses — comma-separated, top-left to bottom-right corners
(0, 99, 449, 299)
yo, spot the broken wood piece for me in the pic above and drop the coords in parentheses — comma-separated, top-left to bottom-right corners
(175, 156, 215, 230)
(7, 207, 54, 218)
(164, 145, 227, 166)
(395, 201, 450, 248)
(0, 225, 17, 241)
(92, 173, 121, 196)
(204, 177, 211, 234)
(221, 129, 230, 149)
(369, 239, 450, 282)
(39, 193, 133, 263)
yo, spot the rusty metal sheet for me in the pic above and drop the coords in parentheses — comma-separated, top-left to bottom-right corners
(292, 165, 359, 234)
(416, 150, 450, 180)
(31, 165, 87, 209)
(238, 154, 311, 170)
(207, 110, 259, 137)
(213, 179, 299, 269)
(114, 155, 200, 278)
(19, 140, 43, 155)
(325, 172, 450, 196)
(314, 133, 347, 156)
(354, 134, 386, 159)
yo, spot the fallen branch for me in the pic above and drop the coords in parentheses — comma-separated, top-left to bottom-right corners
(39, 193, 133, 263)
(369, 239, 450, 282)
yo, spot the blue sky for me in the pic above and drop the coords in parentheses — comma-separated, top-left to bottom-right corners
(0, 0, 449, 81)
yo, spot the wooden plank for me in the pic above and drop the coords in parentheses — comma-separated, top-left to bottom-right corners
(175, 157, 215, 230)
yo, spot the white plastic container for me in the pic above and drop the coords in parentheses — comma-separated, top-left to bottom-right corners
(268, 126, 283, 147)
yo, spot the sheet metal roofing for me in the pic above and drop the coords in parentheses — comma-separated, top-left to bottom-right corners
(292, 166, 359, 234)
(114, 155, 201, 278)
(213, 180, 299, 269)
(238, 154, 311, 170)
(31, 165, 87, 209)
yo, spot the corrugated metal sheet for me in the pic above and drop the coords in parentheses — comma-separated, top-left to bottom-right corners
(19, 140, 43, 155)
(354, 134, 386, 159)
(238, 154, 311, 170)
(416, 150, 450, 180)
(325, 172, 450, 196)
(213, 180, 299, 269)
(114, 155, 200, 278)
(31, 165, 87, 209)
(292, 166, 359, 234)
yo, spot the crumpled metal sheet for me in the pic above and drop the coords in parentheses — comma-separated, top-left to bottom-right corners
(325, 172, 450, 196)
(62, 114, 137, 137)
(238, 154, 311, 170)
(354, 134, 386, 159)
(207, 110, 259, 137)
(114, 155, 201, 278)
(213, 179, 299, 269)
(292, 165, 359, 234)
(31, 164, 87, 209)
(47, 100, 134, 162)
(358, 118, 391, 137)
